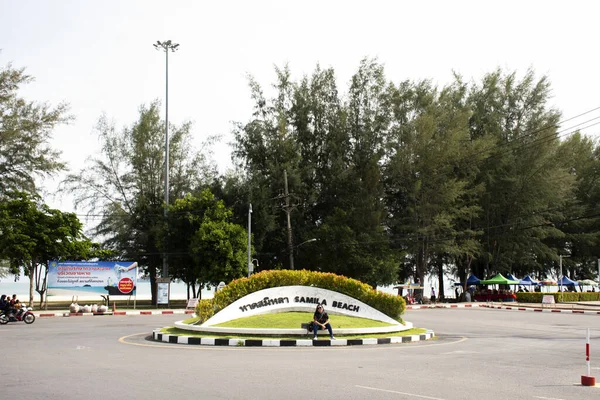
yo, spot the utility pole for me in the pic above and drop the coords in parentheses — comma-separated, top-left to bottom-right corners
(284, 170, 294, 269)
(247, 203, 252, 277)
(559, 254, 570, 302)
(153, 39, 179, 279)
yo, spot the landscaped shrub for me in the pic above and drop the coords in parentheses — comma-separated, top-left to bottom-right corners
(195, 270, 405, 322)
(196, 299, 215, 323)
(578, 292, 600, 301)
(516, 292, 600, 303)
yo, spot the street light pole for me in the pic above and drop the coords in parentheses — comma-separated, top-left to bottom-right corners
(154, 40, 179, 279)
(248, 203, 252, 277)
(291, 238, 317, 270)
(559, 254, 570, 301)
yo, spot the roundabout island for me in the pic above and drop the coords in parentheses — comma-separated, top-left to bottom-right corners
(151, 275, 435, 346)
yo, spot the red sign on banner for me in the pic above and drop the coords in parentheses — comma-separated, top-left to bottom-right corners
(118, 278, 134, 294)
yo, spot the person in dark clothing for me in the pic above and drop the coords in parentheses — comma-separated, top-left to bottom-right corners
(0, 295, 9, 313)
(312, 304, 335, 340)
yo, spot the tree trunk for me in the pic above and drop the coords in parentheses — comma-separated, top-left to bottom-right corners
(28, 261, 35, 307)
(462, 256, 473, 302)
(150, 266, 157, 305)
(437, 262, 444, 301)
(416, 239, 426, 302)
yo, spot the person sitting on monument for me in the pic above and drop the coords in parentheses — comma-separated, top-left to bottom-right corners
(312, 304, 335, 340)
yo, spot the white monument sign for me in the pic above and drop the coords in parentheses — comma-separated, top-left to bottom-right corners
(202, 285, 400, 326)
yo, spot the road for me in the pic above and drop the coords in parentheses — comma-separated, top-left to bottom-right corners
(3, 308, 600, 400)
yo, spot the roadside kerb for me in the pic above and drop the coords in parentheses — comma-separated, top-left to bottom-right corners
(481, 304, 600, 315)
(34, 309, 195, 318)
(152, 328, 436, 347)
(406, 303, 485, 310)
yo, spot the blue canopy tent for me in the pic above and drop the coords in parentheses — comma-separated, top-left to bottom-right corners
(507, 274, 521, 291)
(520, 275, 539, 286)
(557, 275, 578, 286)
(455, 274, 481, 286)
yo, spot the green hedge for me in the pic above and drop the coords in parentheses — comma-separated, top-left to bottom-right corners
(195, 270, 405, 323)
(516, 292, 600, 303)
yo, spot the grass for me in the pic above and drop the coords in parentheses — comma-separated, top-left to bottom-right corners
(162, 311, 425, 339)
(211, 312, 397, 329)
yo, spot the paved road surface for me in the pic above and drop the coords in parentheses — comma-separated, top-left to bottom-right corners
(3, 309, 600, 400)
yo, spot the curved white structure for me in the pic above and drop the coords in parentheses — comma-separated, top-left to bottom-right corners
(173, 285, 411, 336)
(202, 285, 402, 326)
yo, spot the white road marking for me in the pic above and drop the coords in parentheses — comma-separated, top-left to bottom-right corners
(356, 385, 446, 400)
(534, 396, 565, 400)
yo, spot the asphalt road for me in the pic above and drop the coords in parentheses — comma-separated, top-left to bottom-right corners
(3, 309, 600, 400)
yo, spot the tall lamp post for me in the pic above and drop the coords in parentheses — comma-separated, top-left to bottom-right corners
(559, 254, 570, 302)
(291, 238, 317, 270)
(247, 203, 253, 277)
(154, 39, 179, 279)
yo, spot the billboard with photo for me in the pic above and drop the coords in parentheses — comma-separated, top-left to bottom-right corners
(47, 261, 138, 296)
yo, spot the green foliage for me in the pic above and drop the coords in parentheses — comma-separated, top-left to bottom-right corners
(468, 69, 569, 277)
(165, 190, 250, 298)
(196, 269, 405, 321)
(0, 62, 70, 195)
(61, 101, 216, 304)
(196, 299, 216, 324)
(0, 191, 91, 306)
(516, 292, 600, 303)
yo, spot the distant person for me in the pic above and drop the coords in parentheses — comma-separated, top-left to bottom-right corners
(431, 287, 436, 303)
(312, 304, 335, 340)
(455, 287, 460, 300)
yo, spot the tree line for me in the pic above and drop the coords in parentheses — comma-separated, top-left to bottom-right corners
(2, 58, 600, 303)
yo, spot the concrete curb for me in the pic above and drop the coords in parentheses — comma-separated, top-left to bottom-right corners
(406, 303, 485, 310)
(480, 304, 600, 315)
(34, 310, 195, 318)
(151, 329, 435, 347)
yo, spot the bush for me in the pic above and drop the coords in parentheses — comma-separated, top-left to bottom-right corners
(578, 292, 600, 301)
(196, 299, 216, 324)
(196, 270, 405, 321)
(516, 291, 600, 303)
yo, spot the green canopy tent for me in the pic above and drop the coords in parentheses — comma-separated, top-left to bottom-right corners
(480, 273, 520, 285)
(478, 273, 521, 302)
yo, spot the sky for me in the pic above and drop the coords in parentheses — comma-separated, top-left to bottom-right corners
(2, 0, 600, 233)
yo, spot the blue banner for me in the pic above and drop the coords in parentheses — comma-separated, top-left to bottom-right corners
(47, 261, 138, 296)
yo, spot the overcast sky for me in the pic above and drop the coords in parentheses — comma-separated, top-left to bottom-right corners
(2, 0, 600, 226)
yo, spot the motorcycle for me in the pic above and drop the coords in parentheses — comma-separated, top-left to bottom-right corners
(0, 306, 35, 325)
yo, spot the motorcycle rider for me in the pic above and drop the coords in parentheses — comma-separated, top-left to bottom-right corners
(11, 297, 22, 318)
(7, 295, 19, 320)
(0, 295, 9, 315)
